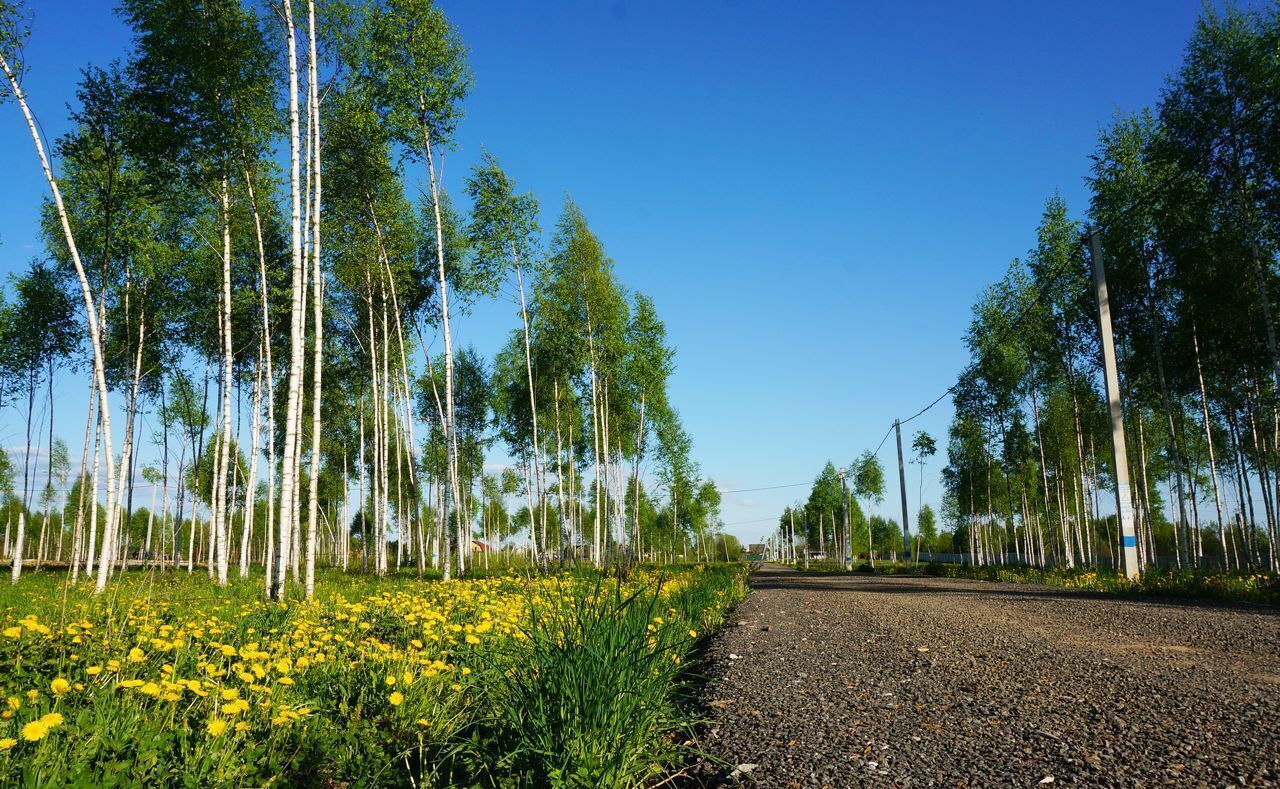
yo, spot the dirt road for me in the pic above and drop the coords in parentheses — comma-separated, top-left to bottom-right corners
(691, 564, 1279, 787)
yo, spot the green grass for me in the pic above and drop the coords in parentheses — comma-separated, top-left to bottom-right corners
(461, 566, 746, 787)
(0, 563, 748, 788)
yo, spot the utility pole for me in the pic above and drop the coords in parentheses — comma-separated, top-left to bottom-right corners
(802, 510, 810, 569)
(895, 420, 910, 563)
(789, 508, 797, 566)
(1089, 228, 1140, 579)
(839, 468, 850, 570)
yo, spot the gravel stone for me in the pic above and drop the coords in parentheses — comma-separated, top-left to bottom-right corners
(686, 563, 1280, 787)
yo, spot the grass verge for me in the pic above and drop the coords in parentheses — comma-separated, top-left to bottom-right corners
(0, 564, 748, 787)
(786, 560, 1280, 605)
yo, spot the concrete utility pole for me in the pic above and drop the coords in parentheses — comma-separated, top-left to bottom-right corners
(895, 420, 910, 562)
(1089, 228, 1140, 579)
(802, 510, 810, 569)
(839, 468, 850, 570)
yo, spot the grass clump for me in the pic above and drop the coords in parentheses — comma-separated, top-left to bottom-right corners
(456, 564, 746, 787)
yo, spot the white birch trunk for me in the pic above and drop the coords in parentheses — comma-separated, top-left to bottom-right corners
(273, 0, 305, 600)
(304, 0, 323, 598)
(1, 54, 119, 590)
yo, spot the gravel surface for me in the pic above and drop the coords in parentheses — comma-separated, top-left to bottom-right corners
(687, 563, 1280, 787)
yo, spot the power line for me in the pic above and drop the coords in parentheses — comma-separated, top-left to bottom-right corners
(716, 481, 809, 494)
(871, 421, 895, 456)
(720, 515, 782, 527)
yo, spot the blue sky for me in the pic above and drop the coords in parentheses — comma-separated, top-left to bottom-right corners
(0, 0, 1213, 543)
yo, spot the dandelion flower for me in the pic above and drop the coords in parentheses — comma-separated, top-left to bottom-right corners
(389, 692, 404, 706)
(2, 627, 21, 639)
(206, 718, 228, 736)
(86, 666, 102, 677)
(39, 713, 63, 728)
(20, 721, 48, 742)
(0, 738, 15, 750)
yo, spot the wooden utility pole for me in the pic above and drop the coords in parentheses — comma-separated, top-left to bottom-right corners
(1089, 228, 1140, 579)
(895, 420, 910, 561)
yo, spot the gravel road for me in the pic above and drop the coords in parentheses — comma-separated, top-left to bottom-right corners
(688, 563, 1280, 787)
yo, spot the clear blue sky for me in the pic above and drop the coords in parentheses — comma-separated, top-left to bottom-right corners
(0, 0, 1213, 543)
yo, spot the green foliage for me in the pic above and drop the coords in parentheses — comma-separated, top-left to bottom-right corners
(471, 567, 746, 787)
(2, 260, 79, 385)
(0, 566, 746, 787)
(349, 0, 472, 154)
(0, 0, 27, 73)
(463, 149, 539, 297)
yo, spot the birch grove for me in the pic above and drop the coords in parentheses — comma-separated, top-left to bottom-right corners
(0, 0, 710, 593)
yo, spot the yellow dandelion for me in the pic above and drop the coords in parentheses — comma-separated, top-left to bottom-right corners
(2, 626, 21, 639)
(39, 712, 63, 727)
(0, 738, 15, 750)
(206, 718, 228, 736)
(20, 721, 48, 742)
(86, 666, 102, 677)
(389, 691, 404, 706)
